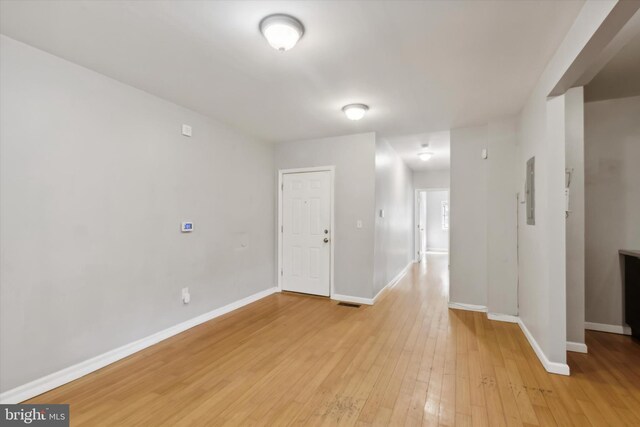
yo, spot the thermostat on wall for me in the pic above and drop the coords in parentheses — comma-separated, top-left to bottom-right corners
(181, 222, 194, 232)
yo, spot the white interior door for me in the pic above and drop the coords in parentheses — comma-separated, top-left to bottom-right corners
(419, 191, 427, 258)
(282, 171, 331, 296)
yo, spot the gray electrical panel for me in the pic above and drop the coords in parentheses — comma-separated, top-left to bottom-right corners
(526, 157, 535, 225)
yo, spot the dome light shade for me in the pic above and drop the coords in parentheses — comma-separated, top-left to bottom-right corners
(342, 104, 369, 121)
(260, 14, 304, 51)
(419, 152, 433, 161)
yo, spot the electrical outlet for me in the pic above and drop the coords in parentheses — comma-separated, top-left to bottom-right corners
(181, 287, 190, 304)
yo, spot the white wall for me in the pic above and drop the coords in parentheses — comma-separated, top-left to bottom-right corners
(0, 36, 275, 393)
(426, 191, 449, 251)
(450, 125, 488, 307)
(585, 95, 640, 327)
(373, 138, 414, 296)
(414, 170, 450, 189)
(275, 133, 376, 299)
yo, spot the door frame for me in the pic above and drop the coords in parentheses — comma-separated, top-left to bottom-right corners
(414, 188, 450, 262)
(277, 166, 336, 297)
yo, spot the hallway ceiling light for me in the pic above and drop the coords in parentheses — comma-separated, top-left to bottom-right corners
(419, 152, 433, 161)
(342, 104, 369, 121)
(260, 14, 304, 51)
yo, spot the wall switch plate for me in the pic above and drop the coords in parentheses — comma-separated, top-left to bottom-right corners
(379, 209, 385, 218)
(481, 148, 488, 159)
(181, 124, 192, 137)
(356, 220, 363, 229)
(181, 222, 193, 232)
(181, 287, 190, 304)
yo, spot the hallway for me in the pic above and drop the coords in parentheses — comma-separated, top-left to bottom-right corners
(28, 254, 640, 426)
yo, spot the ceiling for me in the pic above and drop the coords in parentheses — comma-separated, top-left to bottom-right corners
(385, 131, 450, 172)
(585, 16, 640, 102)
(0, 0, 585, 143)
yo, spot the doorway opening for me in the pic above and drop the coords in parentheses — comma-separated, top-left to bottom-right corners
(414, 188, 450, 263)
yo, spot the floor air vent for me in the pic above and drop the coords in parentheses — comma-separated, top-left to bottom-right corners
(337, 302, 361, 308)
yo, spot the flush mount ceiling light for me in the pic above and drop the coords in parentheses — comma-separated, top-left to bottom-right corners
(260, 14, 304, 51)
(419, 152, 433, 161)
(342, 104, 369, 121)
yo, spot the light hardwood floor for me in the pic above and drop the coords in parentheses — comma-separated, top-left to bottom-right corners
(28, 253, 640, 426)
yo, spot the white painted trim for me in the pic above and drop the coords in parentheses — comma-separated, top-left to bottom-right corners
(448, 302, 487, 313)
(566, 341, 588, 353)
(426, 248, 448, 253)
(585, 321, 632, 335)
(0, 286, 279, 404)
(517, 319, 570, 375)
(487, 312, 519, 323)
(277, 166, 335, 297)
(331, 294, 373, 306)
(373, 261, 412, 303)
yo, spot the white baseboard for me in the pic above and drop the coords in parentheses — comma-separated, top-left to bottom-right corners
(427, 301, 571, 375)
(331, 294, 373, 306)
(475, 310, 570, 375)
(373, 262, 412, 303)
(333, 262, 412, 307)
(585, 322, 632, 335)
(517, 319, 570, 375)
(0, 286, 279, 404)
(448, 302, 487, 313)
(487, 312, 519, 323)
(566, 341, 588, 353)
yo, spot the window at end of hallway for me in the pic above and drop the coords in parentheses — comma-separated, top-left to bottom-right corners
(442, 201, 449, 231)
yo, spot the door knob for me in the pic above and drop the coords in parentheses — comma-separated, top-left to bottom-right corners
(324, 229, 329, 234)
(324, 238, 329, 243)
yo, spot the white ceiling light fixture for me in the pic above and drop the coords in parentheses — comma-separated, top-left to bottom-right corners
(342, 104, 369, 121)
(419, 152, 433, 161)
(260, 14, 304, 51)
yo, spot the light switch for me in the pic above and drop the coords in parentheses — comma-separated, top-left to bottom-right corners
(356, 220, 363, 229)
(182, 124, 192, 137)
(379, 209, 385, 218)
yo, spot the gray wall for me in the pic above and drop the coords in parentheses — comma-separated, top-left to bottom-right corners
(413, 170, 450, 189)
(0, 36, 275, 392)
(585, 95, 640, 327)
(275, 133, 376, 299)
(514, 0, 619, 368)
(487, 119, 518, 316)
(449, 120, 518, 314)
(373, 138, 414, 296)
(565, 87, 585, 346)
(426, 191, 449, 251)
(450, 125, 488, 307)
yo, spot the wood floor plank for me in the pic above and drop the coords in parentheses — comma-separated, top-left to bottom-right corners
(24, 254, 640, 427)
